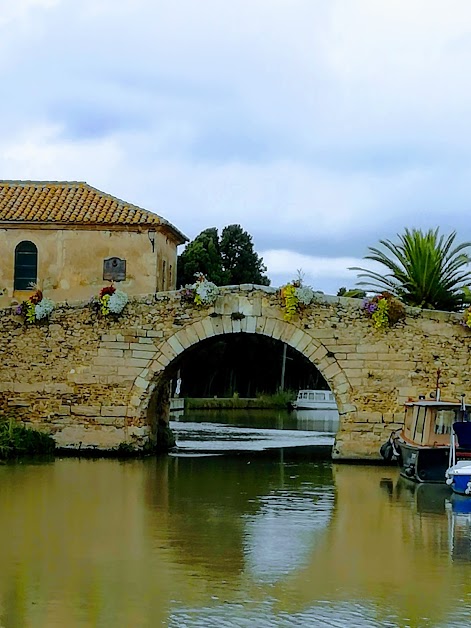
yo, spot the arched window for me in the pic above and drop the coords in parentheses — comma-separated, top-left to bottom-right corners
(14, 241, 38, 290)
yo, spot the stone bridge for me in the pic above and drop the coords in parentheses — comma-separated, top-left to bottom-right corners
(1, 285, 470, 460)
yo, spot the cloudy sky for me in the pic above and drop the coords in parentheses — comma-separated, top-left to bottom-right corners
(2, 0, 471, 293)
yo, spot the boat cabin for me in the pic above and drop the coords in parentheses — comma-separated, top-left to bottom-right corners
(403, 401, 463, 447)
(297, 390, 335, 404)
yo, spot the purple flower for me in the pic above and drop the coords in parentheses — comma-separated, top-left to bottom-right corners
(15, 305, 23, 315)
(362, 299, 378, 313)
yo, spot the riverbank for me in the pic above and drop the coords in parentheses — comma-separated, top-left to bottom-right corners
(0, 417, 55, 460)
(185, 392, 295, 411)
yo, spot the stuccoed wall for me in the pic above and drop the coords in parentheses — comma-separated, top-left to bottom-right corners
(0, 285, 469, 458)
(0, 226, 178, 307)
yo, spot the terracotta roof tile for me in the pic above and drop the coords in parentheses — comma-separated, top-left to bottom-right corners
(0, 180, 187, 243)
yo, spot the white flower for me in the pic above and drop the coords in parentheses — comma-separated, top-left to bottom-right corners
(294, 285, 315, 306)
(195, 279, 219, 305)
(35, 297, 54, 320)
(108, 289, 128, 314)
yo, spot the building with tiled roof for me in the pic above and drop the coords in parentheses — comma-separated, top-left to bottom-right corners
(0, 181, 188, 304)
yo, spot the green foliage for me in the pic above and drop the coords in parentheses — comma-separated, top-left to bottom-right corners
(177, 224, 270, 287)
(281, 283, 298, 321)
(363, 292, 406, 330)
(186, 391, 296, 410)
(279, 278, 315, 320)
(463, 306, 471, 329)
(337, 287, 367, 298)
(0, 417, 55, 459)
(351, 228, 471, 311)
(156, 422, 176, 452)
(219, 224, 270, 286)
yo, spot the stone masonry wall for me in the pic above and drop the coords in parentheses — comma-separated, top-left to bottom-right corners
(0, 285, 470, 458)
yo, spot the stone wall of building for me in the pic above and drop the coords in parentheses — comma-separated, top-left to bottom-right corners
(0, 225, 178, 307)
(0, 285, 469, 458)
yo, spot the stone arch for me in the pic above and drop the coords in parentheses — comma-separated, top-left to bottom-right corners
(129, 313, 354, 436)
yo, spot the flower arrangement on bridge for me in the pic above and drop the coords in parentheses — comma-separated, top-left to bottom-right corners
(91, 284, 129, 316)
(279, 276, 315, 321)
(362, 292, 405, 330)
(180, 273, 219, 307)
(15, 288, 55, 324)
(462, 306, 471, 329)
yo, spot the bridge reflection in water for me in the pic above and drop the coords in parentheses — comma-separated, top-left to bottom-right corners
(2, 429, 471, 626)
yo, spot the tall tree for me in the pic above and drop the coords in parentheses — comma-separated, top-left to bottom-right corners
(177, 228, 225, 286)
(351, 228, 471, 311)
(220, 224, 270, 286)
(177, 224, 270, 287)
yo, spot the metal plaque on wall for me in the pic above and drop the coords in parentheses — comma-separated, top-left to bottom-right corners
(103, 257, 126, 282)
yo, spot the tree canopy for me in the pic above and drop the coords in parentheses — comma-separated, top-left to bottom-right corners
(177, 224, 270, 287)
(351, 228, 471, 311)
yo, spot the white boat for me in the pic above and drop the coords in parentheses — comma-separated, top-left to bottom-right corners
(445, 421, 471, 495)
(291, 389, 337, 410)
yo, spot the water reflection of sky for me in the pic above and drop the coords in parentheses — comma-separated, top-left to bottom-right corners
(242, 489, 334, 583)
(170, 422, 336, 453)
(168, 600, 398, 628)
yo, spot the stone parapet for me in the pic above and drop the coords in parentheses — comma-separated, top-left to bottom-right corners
(0, 289, 469, 458)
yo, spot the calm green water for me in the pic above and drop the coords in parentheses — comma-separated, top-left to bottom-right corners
(1, 412, 471, 627)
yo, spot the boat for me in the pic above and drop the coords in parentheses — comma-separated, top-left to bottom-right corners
(291, 389, 337, 410)
(381, 394, 469, 483)
(445, 422, 471, 495)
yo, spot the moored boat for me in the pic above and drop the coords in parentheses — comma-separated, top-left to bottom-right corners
(445, 422, 471, 495)
(381, 395, 469, 483)
(291, 389, 337, 410)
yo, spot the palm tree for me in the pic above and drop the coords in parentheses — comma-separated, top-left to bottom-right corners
(351, 228, 471, 311)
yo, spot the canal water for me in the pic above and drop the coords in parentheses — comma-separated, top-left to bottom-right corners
(1, 410, 471, 627)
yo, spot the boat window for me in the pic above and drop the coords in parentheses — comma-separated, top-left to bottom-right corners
(404, 407, 414, 433)
(308, 393, 314, 400)
(314, 393, 324, 401)
(413, 406, 427, 442)
(303, 392, 308, 399)
(434, 409, 458, 435)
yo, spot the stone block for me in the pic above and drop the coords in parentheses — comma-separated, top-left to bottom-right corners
(123, 357, 152, 368)
(211, 317, 225, 335)
(192, 321, 206, 341)
(130, 342, 157, 352)
(92, 357, 126, 367)
(71, 405, 101, 416)
(12, 383, 45, 393)
(98, 348, 124, 358)
(100, 341, 130, 350)
(245, 316, 257, 333)
(201, 317, 216, 338)
(323, 362, 342, 380)
(101, 406, 128, 417)
(173, 330, 192, 349)
(232, 319, 241, 333)
(97, 417, 126, 427)
(185, 324, 200, 346)
(222, 316, 233, 334)
(167, 335, 185, 354)
(134, 376, 149, 390)
(131, 350, 156, 360)
(146, 330, 163, 338)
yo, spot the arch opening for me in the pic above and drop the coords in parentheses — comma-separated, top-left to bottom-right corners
(166, 334, 329, 399)
(144, 332, 342, 453)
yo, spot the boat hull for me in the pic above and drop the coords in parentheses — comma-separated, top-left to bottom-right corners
(451, 474, 471, 495)
(398, 441, 450, 483)
(291, 401, 337, 410)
